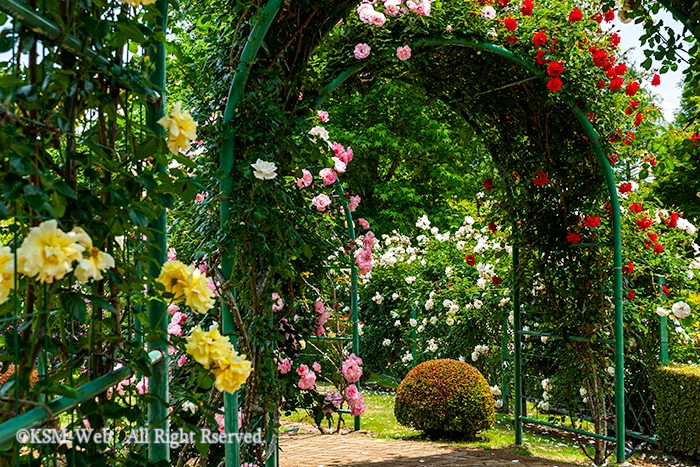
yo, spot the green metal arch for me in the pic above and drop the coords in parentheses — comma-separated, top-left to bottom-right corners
(314, 37, 625, 462)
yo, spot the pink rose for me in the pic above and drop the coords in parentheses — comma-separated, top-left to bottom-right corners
(312, 362, 321, 373)
(332, 142, 354, 164)
(214, 409, 225, 433)
(385, 0, 402, 16)
(296, 364, 309, 376)
(347, 195, 360, 212)
(446, 24, 452, 32)
(333, 157, 347, 174)
(197, 262, 208, 273)
(354, 43, 371, 60)
(363, 231, 375, 250)
(354, 247, 373, 275)
(278, 357, 292, 374)
(312, 193, 332, 211)
(167, 304, 180, 315)
(396, 45, 412, 61)
(358, 218, 370, 229)
(341, 353, 363, 383)
(323, 391, 343, 414)
(317, 110, 329, 122)
(195, 192, 206, 202)
(272, 292, 284, 311)
(177, 354, 188, 367)
(295, 169, 313, 188)
(167, 247, 177, 261)
(319, 168, 337, 186)
(136, 377, 149, 395)
(314, 300, 325, 314)
(172, 311, 187, 325)
(298, 370, 316, 390)
(167, 322, 183, 336)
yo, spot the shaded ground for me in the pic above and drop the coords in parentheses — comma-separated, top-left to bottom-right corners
(279, 426, 577, 467)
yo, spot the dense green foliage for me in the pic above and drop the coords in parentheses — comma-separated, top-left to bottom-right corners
(395, 359, 495, 439)
(652, 365, 700, 457)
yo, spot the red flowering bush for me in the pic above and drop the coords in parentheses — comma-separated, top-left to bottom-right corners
(395, 359, 495, 439)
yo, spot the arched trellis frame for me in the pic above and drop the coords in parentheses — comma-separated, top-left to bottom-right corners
(312, 38, 626, 462)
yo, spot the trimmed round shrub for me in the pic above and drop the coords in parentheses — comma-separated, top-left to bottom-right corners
(395, 359, 495, 439)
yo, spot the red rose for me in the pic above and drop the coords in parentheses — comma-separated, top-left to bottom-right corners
(647, 232, 658, 242)
(591, 49, 608, 68)
(593, 12, 603, 23)
(483, 178, 494, 191)
(609, 76, 624, 91)
(520, 0, 534, 15)
(603, 203, 612, 214)
(532, 32, 548, 47)
(547, 61, 565, 77)
(504, 17, 518, 31)
(498, 0, 511, 7)
(664, 212, 679, 228)
(568, 7, 582, 22)
(629, 203, 643, 213)
(622, 261, 634, 274)
(623, 131, 635, 146)
(615, 63, 628, 76)
(625, 81, 640, 97)
(636, 217, 652, 229)
(491, 276, 503, 286)
(626, 289, 636, 300)
(604, 9, 615, 22)
(651, 74, 661, 86)
(532, 170, 549, 186)
(584, 216, 601, 228)
(608, 153, 618, 165)
(653, 243, 663, 254)
(547, 77, 563, 93)
(662, 285, 670, 296)
(634, 113, 643, 127)
(488, 222, 498, 233)
(566, 232, 581, 244)
(629, 100, 640, 109)
(619, 182, 632, 193)
(535, 49, 549, 65)
(465, 254, 476, 266)
(643, 154, 657, 167)
(610, 32, 621, 47)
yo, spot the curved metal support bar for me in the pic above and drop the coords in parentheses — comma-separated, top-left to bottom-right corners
(0, 0, 161, 102)
(318, 37, 624, 460)
(218, 2, 283, 466)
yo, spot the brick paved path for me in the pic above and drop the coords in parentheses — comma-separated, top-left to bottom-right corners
(279, 430, 574, 467)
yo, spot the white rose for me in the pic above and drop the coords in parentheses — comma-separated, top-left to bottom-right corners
(672, 301, 691, 319)
(409, 318, 417, 327)
(382, 338, 391, 347)
(250, 159, 278, 180)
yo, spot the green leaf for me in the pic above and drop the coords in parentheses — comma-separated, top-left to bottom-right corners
(0, 75, 24, 88)
(54, 181, 78, 199)
(128, 206, 149, 227)
(61, 293, 87, 323)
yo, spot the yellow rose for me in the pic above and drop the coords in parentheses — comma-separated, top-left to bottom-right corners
(71, 227, 116, 284)
(0, 246, 16, 305)
(184, 325, 234, 368)
(17, 220, 84, 283)
(183, 268, 215, 314)
(212, 353, 252, 394)
(157, 102, 197, 155)
(156, 260, 190, 300)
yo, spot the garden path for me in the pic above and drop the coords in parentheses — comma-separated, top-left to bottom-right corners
(279, 430, 574, 467)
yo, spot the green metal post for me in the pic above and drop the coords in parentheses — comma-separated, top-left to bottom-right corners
(501, 306, 509, 411)
(219, 3, 282, 465)
(145, 0, 169, 460)
(513, 245, 522, 444)
(658, 275, 669, 365)
(411, 304, 417, 368)
(568, 105, 626, 463)
(337, 184, 361, 431)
